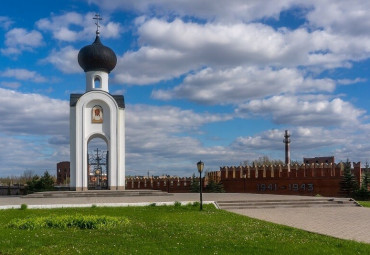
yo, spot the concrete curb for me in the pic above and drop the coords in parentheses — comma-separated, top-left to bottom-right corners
(0, 201, 218, 210)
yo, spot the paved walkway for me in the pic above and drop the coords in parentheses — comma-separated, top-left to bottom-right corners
(1, 193, 370, 244)
(228, 207, 370, 244)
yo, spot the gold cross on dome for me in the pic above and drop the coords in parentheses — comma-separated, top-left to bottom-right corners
(93, 14, 102, 35)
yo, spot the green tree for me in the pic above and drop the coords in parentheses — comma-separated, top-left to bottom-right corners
(26, 175, 40, 192)
(190, 174, 200, 193)
(26, 171, 55, 193)
(361, 162, 370, 191)
(205, 180, 225, 193)
(340, 160, 358, 197)
(39, 171, 55, 190)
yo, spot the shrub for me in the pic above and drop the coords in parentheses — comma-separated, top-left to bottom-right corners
(353, 189, 370, 201)
(8, 215, 129, 230)
(20, 204, 28, 210)
(205, 180, 225, 193)
(174, 201, 182, 207)
(26, 171, 55, 193)
(192, 201, 200, 207)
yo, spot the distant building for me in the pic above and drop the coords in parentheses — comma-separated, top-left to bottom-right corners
(303, 156, 335, 164)
(57, 161, 70, 185)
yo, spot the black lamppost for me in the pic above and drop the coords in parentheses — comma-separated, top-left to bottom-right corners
(197, 160, 204, 210)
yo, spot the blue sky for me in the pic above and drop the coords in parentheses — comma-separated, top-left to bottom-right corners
(1, 0, 370, 177)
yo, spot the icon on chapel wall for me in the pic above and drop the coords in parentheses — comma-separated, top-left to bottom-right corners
(92, 105, 103, 123)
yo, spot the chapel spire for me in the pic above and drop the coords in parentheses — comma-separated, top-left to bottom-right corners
(93, 13, 102, 36)
(77, 14, 117, 92)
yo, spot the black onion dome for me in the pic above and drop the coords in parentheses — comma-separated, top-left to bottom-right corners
(78, 36, 117, 73)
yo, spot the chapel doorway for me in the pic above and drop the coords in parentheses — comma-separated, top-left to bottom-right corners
(88, 138, 109, 190)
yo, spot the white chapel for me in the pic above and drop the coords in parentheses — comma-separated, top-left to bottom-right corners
(69, 16, 125, 191)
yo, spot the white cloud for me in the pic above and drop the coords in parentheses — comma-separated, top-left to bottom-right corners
(114, 47, 189, 85)
(127, 104, 231, 135)
(1, 28, 43, 56)
(232, 129, 284, 151)
(333, 124, 370, 162)
(0, 89, 70, 175)
(293, 127, 347, 149)
(48, 135, 69, 145)
(0, 135, 64, 176)
(114, 18, 370, 85)
(0, 88, 69, 136)
(290, 125, 370, 163)
(1, 68, 47, 83)
(43, 46, 80, 74)
(36, 12, 121, 42)
(37, 12, 83, 34)
(337, 78, 367, 85)
(103, 22, 121, 38)
(88, 0, 299, 22)
(236, 95, 365, 127)
(231, 127, 351, 160)
(307, 1, 370, 36)
(0, 16, 13, 30)
(114, 19, 290, 85)
(124, 104, 242, 175)
(152, 66, 335, 104)
(0, 81, 21, 89)
(228, 124, 370, 165)
(90, 0, 370, 39)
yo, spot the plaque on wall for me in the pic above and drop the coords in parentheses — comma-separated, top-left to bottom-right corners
(92, 105, 103, 123)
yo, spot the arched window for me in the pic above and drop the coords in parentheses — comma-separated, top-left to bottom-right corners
(94, 76, 101, 88)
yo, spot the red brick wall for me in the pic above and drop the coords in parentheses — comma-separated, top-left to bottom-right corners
(125, 162, 364, 197)
(208, 162, 362, 197)
(125, 177, 198, 193)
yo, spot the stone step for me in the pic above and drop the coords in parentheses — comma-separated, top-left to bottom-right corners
(219, 203, 358, 209)
(218, 200, 354, 206)
(23, 190, 171, 198)
(216, 198, 360, 209)
(217, 198, 346, 203)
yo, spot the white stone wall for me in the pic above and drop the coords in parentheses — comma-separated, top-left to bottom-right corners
(85, 71, 109, 92)
(70, 90, 125, 191)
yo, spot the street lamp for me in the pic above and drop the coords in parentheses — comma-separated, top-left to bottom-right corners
(197, 160, 204, 210)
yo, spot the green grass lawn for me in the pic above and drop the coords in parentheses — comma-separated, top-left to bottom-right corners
(0, 204, 369, 255)
(359, 201, 370, 208)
